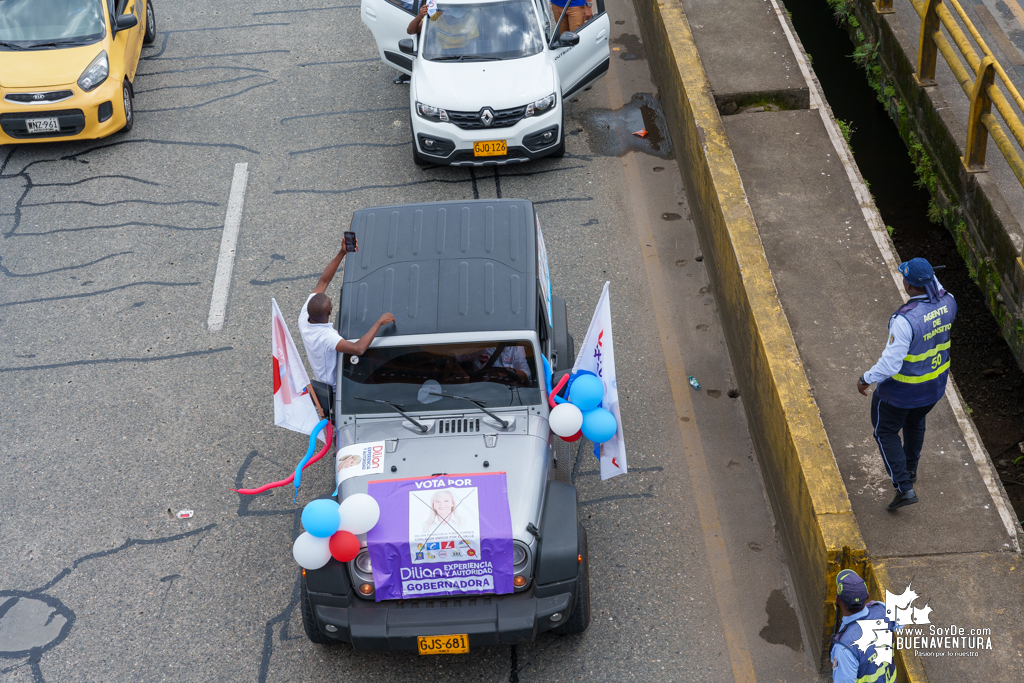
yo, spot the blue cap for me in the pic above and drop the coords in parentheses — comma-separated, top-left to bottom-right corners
(836, 569, 869, 607)
(898, 257, 934, 287)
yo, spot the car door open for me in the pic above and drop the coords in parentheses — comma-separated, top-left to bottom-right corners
(550, 1, 610, 98)
(361, 0, 419, 74)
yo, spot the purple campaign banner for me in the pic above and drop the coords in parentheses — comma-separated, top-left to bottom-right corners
(366, 472, 514, 601)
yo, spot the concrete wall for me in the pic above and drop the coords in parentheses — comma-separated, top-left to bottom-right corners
(844, 0, 1024, 371)
(631, 0, 868, 664)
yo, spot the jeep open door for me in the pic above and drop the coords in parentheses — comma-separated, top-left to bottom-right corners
(550, 1, 610, 98)
(361, 0, 418, 75)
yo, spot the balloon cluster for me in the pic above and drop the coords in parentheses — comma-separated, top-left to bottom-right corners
(292, 494, 381, 570)
(549, 373, 617, 443)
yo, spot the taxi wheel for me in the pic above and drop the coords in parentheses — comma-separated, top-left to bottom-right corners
(143, 0, 157, 44)
(120, 81, 134, 133)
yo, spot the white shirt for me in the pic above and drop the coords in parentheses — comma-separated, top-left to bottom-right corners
(863, 278, 948, 385)
(298, 293, 343, 387)
(461, 346, 531, 378)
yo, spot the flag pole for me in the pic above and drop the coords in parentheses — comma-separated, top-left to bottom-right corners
(307, 383, 326, 420)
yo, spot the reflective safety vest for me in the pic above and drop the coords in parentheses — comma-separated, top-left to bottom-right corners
(832, 601, 897, 683)
(876, 292, 957, 409)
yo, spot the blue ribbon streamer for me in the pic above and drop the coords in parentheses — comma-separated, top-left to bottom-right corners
(294, 419, 330, 502)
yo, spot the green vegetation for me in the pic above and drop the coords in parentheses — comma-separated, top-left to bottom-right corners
(838, 119, 854, 145)
(886, 224, 894, 236)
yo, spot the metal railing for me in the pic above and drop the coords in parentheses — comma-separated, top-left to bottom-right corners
(874, 0, 1024, 183)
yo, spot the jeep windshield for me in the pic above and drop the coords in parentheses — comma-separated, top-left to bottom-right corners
(0, 0, 106, 48)
(341, 340, 541, 415)
(422, 1, 544, 62)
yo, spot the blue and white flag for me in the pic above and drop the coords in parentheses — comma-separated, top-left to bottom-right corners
(572, 282, 626, 480)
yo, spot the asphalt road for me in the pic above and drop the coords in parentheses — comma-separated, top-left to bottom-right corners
(0, 1, 826, 681)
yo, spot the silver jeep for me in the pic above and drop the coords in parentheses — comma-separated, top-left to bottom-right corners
(301, 199, 591, 652)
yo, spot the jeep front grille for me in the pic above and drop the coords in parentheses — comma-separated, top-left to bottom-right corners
(438, 418, 481, 434)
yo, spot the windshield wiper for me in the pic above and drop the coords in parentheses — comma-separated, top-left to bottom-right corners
(430, 390, 510, 429)
(26, 40, 82, 49)
(0, 41, 27, 50)
(355, 396, 429, 433)
(431, 55, 500, 62)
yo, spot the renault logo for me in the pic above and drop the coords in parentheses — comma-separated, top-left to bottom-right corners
(480, 108, 494, 127)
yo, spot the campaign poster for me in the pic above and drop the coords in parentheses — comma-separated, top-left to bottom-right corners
(336, 441, 386, 487)
(366, 473, 514, 601)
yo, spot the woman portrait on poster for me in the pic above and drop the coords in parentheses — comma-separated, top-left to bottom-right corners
(336, 454, 361, 480)
(421, 489, 466, 534)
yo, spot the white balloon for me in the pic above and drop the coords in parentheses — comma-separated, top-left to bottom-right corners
(292, 532, 332, 570)
(549, 402, 584, 438)
(338, 493, 381, 535)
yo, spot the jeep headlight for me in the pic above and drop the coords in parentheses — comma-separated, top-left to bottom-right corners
(78, 51, 109, 92)
(513, 542, 529, 567)
(355, 551, 373, 575)
(525, 93, 556, 117)
(416, 101, 449, 122)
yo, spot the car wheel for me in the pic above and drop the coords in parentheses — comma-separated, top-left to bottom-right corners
(413, 139, 429, 167)
(143, 0, 157, 44)
(553, 524, 590, 634)
(120, 80, 134, 133)
(300, 575, 335, 645)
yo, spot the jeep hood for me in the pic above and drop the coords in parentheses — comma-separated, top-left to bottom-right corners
(413, 53, 556, 112)
(338, 428, 549, 542)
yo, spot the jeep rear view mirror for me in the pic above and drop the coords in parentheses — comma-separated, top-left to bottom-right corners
(399, 38, 416, 56)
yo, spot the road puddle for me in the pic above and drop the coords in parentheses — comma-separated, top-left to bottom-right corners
(577, 93, 672, 158)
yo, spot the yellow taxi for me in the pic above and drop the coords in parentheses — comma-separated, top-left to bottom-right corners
(0, 0, 155, 144)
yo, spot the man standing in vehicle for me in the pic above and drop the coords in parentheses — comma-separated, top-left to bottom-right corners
(550, 0, 593, 33)
(299, 241, 395, 388)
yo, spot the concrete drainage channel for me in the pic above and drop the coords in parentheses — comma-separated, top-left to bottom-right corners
(779, 0, 1024, 531)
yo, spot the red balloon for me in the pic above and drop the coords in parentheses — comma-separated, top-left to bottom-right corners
(329, 530, 360, 562)
(562, 430, 583, 443)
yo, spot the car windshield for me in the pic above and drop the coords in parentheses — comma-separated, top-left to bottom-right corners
(422, 0, 544, 61)
(341, 340, 542, 415)
(0, 0, 106, 47)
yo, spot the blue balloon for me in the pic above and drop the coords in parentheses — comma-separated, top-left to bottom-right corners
(302, 499, 341, 538)
(582, 407, 617, 443)
(569, 374, 604, 412)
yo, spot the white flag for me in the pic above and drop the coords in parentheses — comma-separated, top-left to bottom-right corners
(272, 298, 324, 440)
(571, 282, 626, 480)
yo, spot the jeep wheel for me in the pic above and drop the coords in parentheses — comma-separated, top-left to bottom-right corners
(300, 575, 334, 645)
(553, 524, 590, 634)
(143, 0, 157, 44)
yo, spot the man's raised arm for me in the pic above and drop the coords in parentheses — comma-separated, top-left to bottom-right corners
(313, 238, 358, 295)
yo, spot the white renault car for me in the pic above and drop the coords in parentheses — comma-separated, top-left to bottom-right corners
(361, 0, 610, 166)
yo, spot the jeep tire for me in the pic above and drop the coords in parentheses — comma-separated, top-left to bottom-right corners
(553, 523, 590, 634)
(300, 575, 335, 645)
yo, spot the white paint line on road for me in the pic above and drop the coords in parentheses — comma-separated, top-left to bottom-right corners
(207, 162, 249, 332)
(769, 0, 1022, 549)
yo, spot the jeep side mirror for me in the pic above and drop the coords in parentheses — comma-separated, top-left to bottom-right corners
(399, 38, 416, 56)
(115, 13, 138, 31)
(557, 31, 579, 47)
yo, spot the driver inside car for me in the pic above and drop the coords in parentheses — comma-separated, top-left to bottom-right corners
(407, 3, 480, 51)
(455, 346, 532, 383)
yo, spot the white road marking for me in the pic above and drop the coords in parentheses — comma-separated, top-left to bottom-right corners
(207, 162, 249, 332)
(768, 0, 1021, 549)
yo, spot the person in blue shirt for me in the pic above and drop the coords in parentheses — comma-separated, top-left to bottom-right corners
(830, 569, 898, 683)
(858, 258, 956, 511)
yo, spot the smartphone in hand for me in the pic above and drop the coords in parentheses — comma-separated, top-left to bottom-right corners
(344, 231, 357, 253)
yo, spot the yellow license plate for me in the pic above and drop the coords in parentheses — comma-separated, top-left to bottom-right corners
(473, 140, 507, 157)
(417, 634, 470, 655)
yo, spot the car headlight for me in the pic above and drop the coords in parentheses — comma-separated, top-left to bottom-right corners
(416, 101, 449, 122)
(525, 93, 556, 117)
(355, 551, 373, 575)
(78, 51, 109, 92)
(513, 542, 528, 567)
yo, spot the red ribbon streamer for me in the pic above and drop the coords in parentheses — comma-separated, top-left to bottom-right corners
(548, 374, 570, 408)
(232, 423, 334, 495)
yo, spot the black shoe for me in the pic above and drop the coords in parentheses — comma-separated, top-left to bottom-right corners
(393, 74, 410, 84)
(909, 471, 917, 484)
(887, 490, 919, 511)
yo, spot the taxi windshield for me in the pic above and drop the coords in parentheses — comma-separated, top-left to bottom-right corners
(0, 0, 106, 48)
(422, 0, 544, 61)
(341, 340, 541, 415)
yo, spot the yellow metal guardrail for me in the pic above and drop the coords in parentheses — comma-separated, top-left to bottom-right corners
(875, 0, 1024, 185)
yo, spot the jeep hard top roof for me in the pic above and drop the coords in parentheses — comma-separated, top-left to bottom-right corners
(339, 199, 540, 339)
